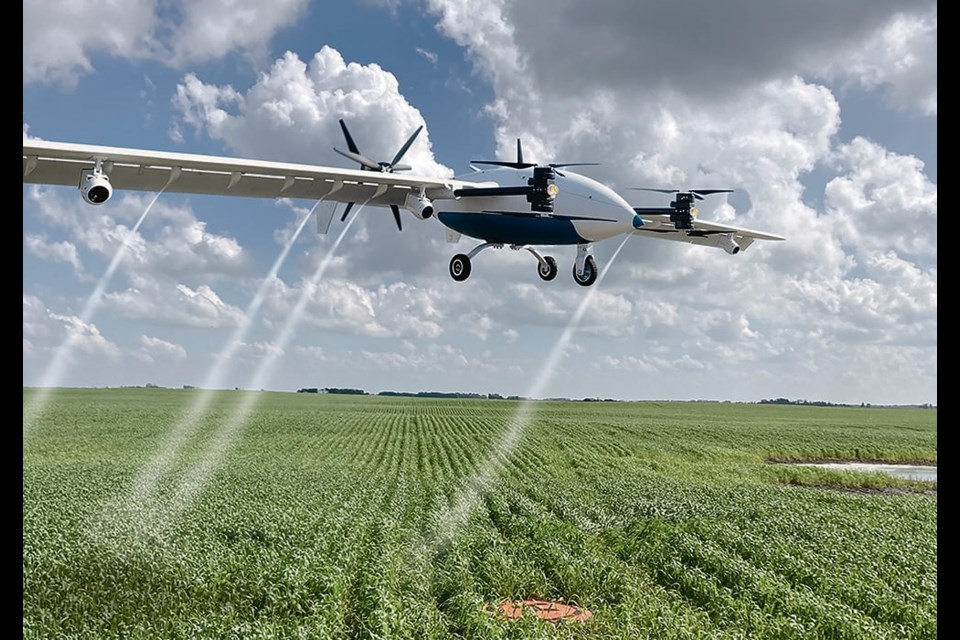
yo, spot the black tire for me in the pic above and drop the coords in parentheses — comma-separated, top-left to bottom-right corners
(537, 256, 558, 281)
(572, 255, 598, 287)
(449, 254, 471, 281)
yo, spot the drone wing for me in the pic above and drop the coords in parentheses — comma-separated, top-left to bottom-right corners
(23, 139, 495, 207)
(633, 212, 784, 251)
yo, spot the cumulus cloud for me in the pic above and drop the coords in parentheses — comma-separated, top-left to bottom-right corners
(166, 0, 307, 66)
(24, 2, 935, 403)
(173, 47, 451, 177)
(139, 335, 187, 361)
(24, 234, 83, 273)
(415, 0, 937, 403)
(361, 342, 469, 371)
(23, 0, 307, 86)
(264, 277, 446, 338)
(25, 187, 249, 279)
(48, 313, 121, 358)
(824, 137, 937, 258)
(818, 8, 937, 115)
(23, 0, 158, 86)
(430, 0, 935, 104)
(102, 279, 245, 328)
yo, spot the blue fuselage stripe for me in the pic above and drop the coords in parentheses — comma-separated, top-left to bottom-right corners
(438, 212, 585, 245)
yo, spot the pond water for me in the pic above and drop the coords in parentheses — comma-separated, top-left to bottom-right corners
(797, 462, 937, 482)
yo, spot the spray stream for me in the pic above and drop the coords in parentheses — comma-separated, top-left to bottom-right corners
(24, 188, 168, 437)
(434, 236, 632, 546)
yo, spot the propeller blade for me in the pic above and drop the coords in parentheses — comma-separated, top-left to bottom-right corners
(627, 188, 679, 194)
(339, 119, 361, 154)
(470, 160, 537, 169)
(516, 138, 524, 165)
(390, 205, 403, 231)
(690, 189, 734, 196)
(390, 125, 423, 167)
(334, 147, 381, 171)
(340, 201, 355, 222)
(549, 162, 600, 168)
(390, 163, 413, 172)
(627, 187, 733, 201)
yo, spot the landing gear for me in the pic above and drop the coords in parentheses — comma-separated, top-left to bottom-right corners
(449, 253, 471, 281)
(448, 242, 559, 284)
(573, 256, 597, 286)
(537, 256, 558, 281)
(572, 244, 598, 287)
(446, 242, 599, 286)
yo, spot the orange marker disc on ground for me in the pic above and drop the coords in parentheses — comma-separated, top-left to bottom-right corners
(491, 599, 593, 622)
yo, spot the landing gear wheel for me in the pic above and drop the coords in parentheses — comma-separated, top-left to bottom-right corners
(573, 255, 598, 287)
(537, 256, 558, 281)
(449, 253, 472, 281)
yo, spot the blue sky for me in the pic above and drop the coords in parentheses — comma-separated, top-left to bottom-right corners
(24, 0, 937, 404)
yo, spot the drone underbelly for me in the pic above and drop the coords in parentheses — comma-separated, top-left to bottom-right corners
(437, 212, 585, 245)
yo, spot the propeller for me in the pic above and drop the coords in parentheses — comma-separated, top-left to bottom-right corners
(333, 119, 424, 231)
(628, 188, 733, 230)
(628, 188, 733, 200)
(472, 139, 598, 175)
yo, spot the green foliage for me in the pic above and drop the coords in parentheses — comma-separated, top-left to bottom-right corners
(23, 389, 936, 639)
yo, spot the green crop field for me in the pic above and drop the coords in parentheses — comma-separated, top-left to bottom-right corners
(23, 388, 937, 639)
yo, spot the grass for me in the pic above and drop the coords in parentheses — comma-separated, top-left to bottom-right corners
(23, 388, 937, 639)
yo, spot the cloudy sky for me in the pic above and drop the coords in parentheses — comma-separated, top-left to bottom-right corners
(23, 0, 937, 404)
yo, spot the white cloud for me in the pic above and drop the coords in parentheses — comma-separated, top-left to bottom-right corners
(166, 0, 308, 66)
(23, 295, 51, 348)
(234, 341, 285, 361)
(460, 312, 493, 340)
(415, 0, 936, 403)
(824, 137, 937, 258)
(23, 123, 40, 141)
(23, 0, 307, 86)
(819, 9, 937, 115)
(23, 2, 936, 403)
(25, 187, 250, 279)
(361, 342, 469, 371)
(102, 280, 245, 328)
(294, 345, 326, 360)
(23, 0, 158, 86)
(264, 278, 446, 339)
(24, 234, 83, 273)
(433, 0, 935, 105)
(173, 47, 452, 178)
(139, 335, 187, 361)
(48, 313, 121, 358)
(415, 47, 439, 65)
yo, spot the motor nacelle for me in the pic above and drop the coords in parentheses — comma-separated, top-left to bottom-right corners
(404, 191, 434, 219)
(526, 166, 557, 213)
(79, 168, 112, 205)
(718, 233, 742, 255)
(669, 192, 696, 229)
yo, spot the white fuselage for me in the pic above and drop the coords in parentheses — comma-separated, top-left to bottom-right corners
(436, 168, 640, 245)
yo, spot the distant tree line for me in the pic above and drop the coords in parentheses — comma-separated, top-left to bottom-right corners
(760, 398, 850, 407)
(292, 390, 931, 407)
(379, 391, 526, 400)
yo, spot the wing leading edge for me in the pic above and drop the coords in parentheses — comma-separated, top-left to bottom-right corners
(22, 139, 496, 207)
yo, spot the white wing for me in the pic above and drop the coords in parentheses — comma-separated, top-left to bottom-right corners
(22, 139, 496, 206)
(633, 212, 785, 251)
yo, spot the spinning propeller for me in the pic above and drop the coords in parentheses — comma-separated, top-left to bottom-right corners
(333, 119, 423, 231)
(628, 188, 733, 200)
(628, 188, 733, 230)
(472, 139, 598, 176)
